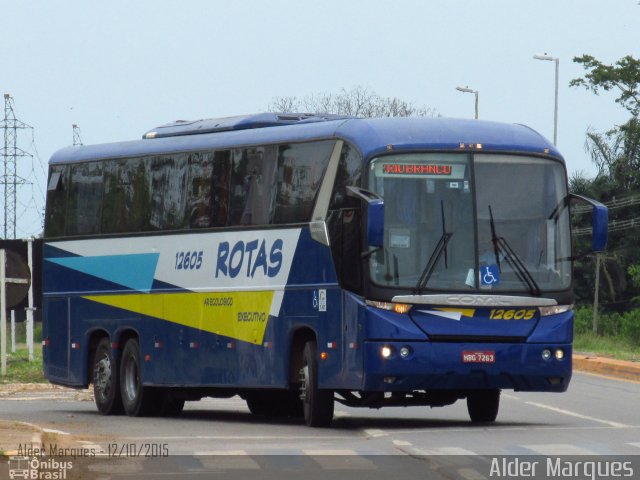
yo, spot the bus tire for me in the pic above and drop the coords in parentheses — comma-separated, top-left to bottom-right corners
(92, 338, 123, 415)
(467, 389, 500, 423)
(300, 341, 334, 427)
(120, 338, 154, 416)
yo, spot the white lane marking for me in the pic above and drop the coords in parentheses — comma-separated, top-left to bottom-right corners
(412, 446, 478, 455)
(628, 442, 640, 449)
(333, 410, 351, 419)
(364, 428, 387, 438)
(193, 450, 247, 455)
(304, 449, 358, 455)
(524, 400, 629, 428)
(2, 396, 76, 401)
(197, 454, 260, 469)
(393, 440, 412, 446)
(500, 393, 520, 400)
(304, 450, 377, 470)
(42, 428, 70, 435)
(522, 443, 598, 455)
(124, 435, 348, 441)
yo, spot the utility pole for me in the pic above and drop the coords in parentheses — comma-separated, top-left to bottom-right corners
(72, 124, 83, 146)
(592, 253, 601, 333)
(1, 94, 31, 239)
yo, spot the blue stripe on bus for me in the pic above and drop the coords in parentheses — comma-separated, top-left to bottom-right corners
(46, 253, 160, 293)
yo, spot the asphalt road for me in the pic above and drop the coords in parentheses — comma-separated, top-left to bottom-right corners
(2, 372, 639, 457)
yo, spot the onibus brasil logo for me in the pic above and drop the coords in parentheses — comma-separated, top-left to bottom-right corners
(8, 456, 73, 479)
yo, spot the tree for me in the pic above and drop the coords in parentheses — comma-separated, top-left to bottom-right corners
(570, 54, 640, 116)
(571, 55, 640, 188)
(582, 119, 640, 188)
(570, 55, 640, 310)
(268, 85, 438, 118)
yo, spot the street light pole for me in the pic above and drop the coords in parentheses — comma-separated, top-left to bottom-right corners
(533, 53, 559, 145)
(456, 86, 479, 119)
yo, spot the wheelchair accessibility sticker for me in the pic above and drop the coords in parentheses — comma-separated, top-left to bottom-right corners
(313, 289, 327, 312)
(481, 264, 500, 286)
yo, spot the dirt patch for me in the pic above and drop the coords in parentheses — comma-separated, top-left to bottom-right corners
(0, 382, 94, 401)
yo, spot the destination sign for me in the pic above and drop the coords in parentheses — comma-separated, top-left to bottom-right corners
(382, 164, 452, 176)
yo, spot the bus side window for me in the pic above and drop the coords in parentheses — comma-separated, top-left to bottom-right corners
(187, 151, 213, 228)
(66, 162, 103, 236)
(186, 149, 233, 229)
(210, 151, 232, 227)
(102, 157, 152, 234)
(228, 146, 278, 226)
(149, 154, 189, 230)
(273, 140, 335, 223)
(45, 166, 69, 238)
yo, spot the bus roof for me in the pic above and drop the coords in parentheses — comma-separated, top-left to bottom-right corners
(49, 114, 563, 165)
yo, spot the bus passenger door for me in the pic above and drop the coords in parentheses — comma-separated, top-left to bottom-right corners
(43, 298, 70, 382)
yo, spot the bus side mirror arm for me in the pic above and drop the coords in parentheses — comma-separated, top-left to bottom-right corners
(346, 186, 384, 248)
(570, 193, 608, 253)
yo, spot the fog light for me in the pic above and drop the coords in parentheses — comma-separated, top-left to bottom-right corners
(399, 346, 411, 358)
(555, 349, 564, 360)
(541, 349, 552, 361)
(381, 346, 393, 358)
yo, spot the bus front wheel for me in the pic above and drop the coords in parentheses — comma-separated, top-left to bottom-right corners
(93, 338, 123, 415)
(299, 341, 334, 427)
(467, 390, 500, 423)
(120, 338, 155, 416)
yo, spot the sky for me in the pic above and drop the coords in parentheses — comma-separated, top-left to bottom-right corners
(1, 0, 638, 237)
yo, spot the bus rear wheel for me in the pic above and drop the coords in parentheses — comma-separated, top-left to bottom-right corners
(93, 338, 123, 415)
(299, 341, 334, 427)
(120, 338, 155, 416)
(467, 390, 500, 423)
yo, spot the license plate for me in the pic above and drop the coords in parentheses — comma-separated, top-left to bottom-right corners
(462, 351, 496, 363)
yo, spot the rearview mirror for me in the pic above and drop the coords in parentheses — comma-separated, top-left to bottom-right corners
(346, 186, 384, 247)
(570, 193, 608, 253)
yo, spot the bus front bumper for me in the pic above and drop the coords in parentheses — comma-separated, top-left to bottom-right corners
(362, 340, 571, 392)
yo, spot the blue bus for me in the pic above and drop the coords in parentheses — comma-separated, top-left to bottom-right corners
(42, 114, 607, 427)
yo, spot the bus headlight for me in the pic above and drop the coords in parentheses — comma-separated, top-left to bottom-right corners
(555, 349, 565, 360)
(539, 305, 573, 317)
(381, 346, 393, 358)
(541, 349, 552, 361)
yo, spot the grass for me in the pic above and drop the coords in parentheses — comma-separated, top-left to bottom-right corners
(1, 321, 46, 384)
(574, 331, 640, 362)
(0, 344, 45, 384)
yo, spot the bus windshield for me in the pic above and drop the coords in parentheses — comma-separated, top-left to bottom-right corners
(368, 153, 571, 293)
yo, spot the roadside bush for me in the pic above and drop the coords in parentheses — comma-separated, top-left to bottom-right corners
(599, 311, 621, 337)
(573, 305, 592, 335)
(621, 309, 640, 344)
(574, 305, 640, 345)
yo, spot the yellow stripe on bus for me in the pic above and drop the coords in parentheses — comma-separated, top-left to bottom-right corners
(83, 291, 274, 345)
(434, 308, 476, 318)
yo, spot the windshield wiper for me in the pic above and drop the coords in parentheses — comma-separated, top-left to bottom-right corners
(488, 205, 541, 296)
(415, 201, 452, 293)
